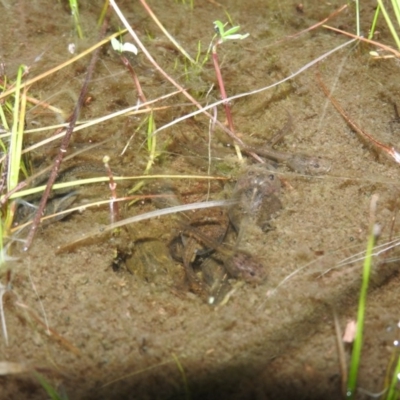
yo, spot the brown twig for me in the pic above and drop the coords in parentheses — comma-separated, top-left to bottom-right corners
(103, 155, 119, 224)
(15, 301, 81, 356)
(286, 4, 348, 41)
(23, 9, 111, 251)
(322, 25, 400, 59)
(262, 4, 348, 50)
(212, 45, 242, 160)
(120, 56, 148, 105)
(316, 71, 400, 164)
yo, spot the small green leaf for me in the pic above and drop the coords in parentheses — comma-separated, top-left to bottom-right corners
(224, 33, 250, 41)
(224, 26, 241, 36)
(213, 21, 249, 43)
(213, 20, 226, 37)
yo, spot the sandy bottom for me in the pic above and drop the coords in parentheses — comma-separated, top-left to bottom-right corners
(1, 1, 400, 399)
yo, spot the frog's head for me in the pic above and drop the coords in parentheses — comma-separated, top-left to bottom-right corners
(287, 154, 332, 175)
(225, 251, 266, 285)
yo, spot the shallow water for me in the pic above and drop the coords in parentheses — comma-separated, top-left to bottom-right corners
(1, 1, 400, 399)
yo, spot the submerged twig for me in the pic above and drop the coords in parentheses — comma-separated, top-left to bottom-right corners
(316, 71, 400, 164)
(23, 13, 110, 251)
(323, 24, 400, 59)
(15, 301, 81, 356)
(103, 155, 119, 224)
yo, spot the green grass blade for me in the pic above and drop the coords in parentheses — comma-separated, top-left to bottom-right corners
(0, 105, 8, 154)
(377, 0, 400, 50)
(97, 0, 109, 27)
(368, 3, 381, 40)
(391, 0, 400, 31)
(69, 0, 84, 39)
(172, 353, 190, 400)
(7, 65, 25, 192)
(33, 372, 68, 400)
(355, 0, 360, 36)
(386, 353, 400, 400)
(346, 222, 377, 398)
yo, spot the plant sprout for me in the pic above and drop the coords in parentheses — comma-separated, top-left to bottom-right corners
(111, 37, 138, 55)
(213, 20, 249, 47)
(211, 21, 249, 160)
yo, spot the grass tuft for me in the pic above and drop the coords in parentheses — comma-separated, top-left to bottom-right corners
(369, 0, 400, 50)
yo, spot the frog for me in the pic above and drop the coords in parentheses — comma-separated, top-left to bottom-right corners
(169, 165, 280, 302)
(228, 164, 282, 235)
(169, 220, 228, 301)
(126, 238, 181, 287)
(178, 223, 267, 285)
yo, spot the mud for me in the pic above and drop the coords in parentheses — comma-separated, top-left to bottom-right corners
(1, 1, 400, 399)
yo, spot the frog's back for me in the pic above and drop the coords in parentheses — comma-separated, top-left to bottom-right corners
(228, 164, 282, 232)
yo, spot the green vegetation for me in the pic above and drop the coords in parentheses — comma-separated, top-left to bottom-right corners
(34, 372, 69, 400)
(1, 1, 400, 397)
(346, 209, 377, 399)
(211, 20, 249, 161)
(369, 0, 400, 50)
(69, 0, 84, 39)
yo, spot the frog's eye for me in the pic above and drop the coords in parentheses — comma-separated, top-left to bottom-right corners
(268, 174, 275, 181)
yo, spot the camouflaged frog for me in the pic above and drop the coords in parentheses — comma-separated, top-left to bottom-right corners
(228, 164, 282, 234)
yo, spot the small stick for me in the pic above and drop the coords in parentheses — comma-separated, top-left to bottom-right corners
(103, 155, 119, 224)
(15, 301, 81, 356)
(212, 47, 242, 160)
(316, 71, 400, 164)
(322, 25, 400, 59)
(23, 10, 110, 251)
(288, 4, 348, 40)
(120, 56, 147, 105)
